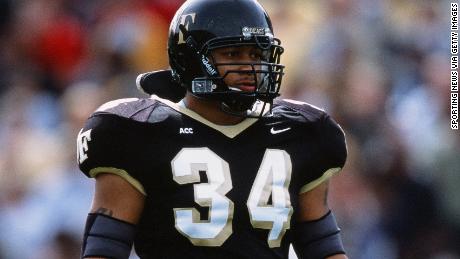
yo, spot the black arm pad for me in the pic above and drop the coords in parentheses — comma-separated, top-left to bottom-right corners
(291, 210, 346, 259)
(82, 213, 136, 259)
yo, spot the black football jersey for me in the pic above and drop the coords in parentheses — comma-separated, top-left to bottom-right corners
(77, 96, 347, 259)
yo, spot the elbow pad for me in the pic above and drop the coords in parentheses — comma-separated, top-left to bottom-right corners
(82, 213, 136, 259)
(291, 211, 346, 259)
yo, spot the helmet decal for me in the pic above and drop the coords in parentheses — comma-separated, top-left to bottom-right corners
(178, 13, 196, 44)
(242, 27, 270, 39)
(201, 56, 219, 76)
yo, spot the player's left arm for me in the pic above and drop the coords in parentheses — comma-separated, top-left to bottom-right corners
(293, 181, 348, 259)
(291, 113, 348, 259)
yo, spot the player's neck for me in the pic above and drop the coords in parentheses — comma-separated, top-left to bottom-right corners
(183, 93, 245, 125)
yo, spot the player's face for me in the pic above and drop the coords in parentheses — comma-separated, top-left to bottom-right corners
(211, 46, 266, 92)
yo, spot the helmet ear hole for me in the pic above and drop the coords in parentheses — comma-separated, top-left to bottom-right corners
(170, 44, 203, 86)
(175, 52, 187, 71)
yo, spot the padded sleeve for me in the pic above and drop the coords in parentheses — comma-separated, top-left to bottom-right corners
(299, 114, 347, 194)
(320, 115, 347, 170)
(77, 114, 146, 195)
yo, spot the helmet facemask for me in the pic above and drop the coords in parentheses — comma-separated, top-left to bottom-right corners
(189, 34, 285, 118)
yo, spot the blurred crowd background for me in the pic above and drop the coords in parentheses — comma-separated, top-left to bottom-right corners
(0, 0, 458, 258)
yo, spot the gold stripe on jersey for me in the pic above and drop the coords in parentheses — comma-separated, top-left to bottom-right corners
(150, 95, 266, 139)
(89, 167, 147, 196)
(299, 167, 341, 194)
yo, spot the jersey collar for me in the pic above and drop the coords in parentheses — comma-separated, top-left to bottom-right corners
(151, 95, 264, 138)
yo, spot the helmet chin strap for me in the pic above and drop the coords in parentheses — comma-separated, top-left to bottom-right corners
(190, 79, 256, 117)
(190, 75, 275, 118)
(220, 98, 272, 118)
(221, 99, 254, 116)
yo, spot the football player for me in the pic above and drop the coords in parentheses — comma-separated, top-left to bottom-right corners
(77, 0, 348, 258)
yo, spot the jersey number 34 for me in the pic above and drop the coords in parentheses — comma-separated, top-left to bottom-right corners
(171, 148, 293, 248)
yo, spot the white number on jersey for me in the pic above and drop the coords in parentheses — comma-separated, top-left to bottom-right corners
(171, 148, 293, 247)
(247, 149, 293, 247)
(171, 148, 233, 246)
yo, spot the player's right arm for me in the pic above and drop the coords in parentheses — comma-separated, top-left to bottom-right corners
(77, 109, 148, 259)
(83, 173, 145, 259)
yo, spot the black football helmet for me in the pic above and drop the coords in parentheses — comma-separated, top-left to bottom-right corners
(168, 0, 285, 117)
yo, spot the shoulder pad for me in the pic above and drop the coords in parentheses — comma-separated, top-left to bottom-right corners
(77, 112, 147, 195)
(92, 98, 159, 123)
(272, 99, 347, 191)
(272, 99, 327, 123)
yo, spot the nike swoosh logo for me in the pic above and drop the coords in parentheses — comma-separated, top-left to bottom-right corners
(270, 127, 291, 134)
